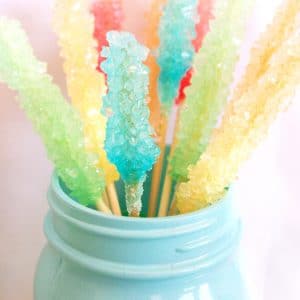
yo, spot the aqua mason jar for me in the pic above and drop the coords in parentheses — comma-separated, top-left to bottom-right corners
(34, 173, 247, 300)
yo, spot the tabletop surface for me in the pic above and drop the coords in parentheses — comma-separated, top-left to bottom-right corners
(1, 0, 300, 299)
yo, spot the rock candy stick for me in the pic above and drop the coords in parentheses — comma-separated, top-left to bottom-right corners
(53, 0, 119, 184)
(156, 0, 200, 216)
(233, 0, 300, 101)
(145, 0, 168, 217)
(144, 0, 167, 132)
(175, 0, 214, 105)
(175, 22, 300, 214)
(170, 0, 253, 182)
(157, 0, 199, 113)
(91, 0, 124, 72)
(101, 31, 160, 217)
(193, 0, 214, 52)
(0, 17, 106, 208)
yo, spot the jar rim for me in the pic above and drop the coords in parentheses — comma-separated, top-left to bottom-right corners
(44, 173, 240, 279)
(51, 171, 232, 226)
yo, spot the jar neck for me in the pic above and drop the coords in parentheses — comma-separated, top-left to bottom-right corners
(45, 173, 240, 279)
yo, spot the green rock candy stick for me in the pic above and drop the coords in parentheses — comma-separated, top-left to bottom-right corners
(0, 17, 105, 206)
(170, 0, 253, 182)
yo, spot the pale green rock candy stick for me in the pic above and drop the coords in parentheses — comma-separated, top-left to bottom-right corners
(170, 0, 253, 182)
(0, 17, 105, 207)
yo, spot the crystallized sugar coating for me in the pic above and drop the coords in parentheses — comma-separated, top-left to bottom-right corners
(157, 0, 199, 113)
(233, 0, 300, 102)
(193, 0, 214, 52)
(144, 0, 167, 134)
(101, 31, 160, 214)
(175, 0, 214, 105)
(53, 0, 119, 184)
(0, 18, 105, 205)
(170, 0, 253, 182)
(176, 13, 300, 214)
(91, 0, 124, 71)
(175, 68, 193, 105)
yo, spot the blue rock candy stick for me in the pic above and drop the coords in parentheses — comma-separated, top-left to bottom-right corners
(101, 31, 160, 216)
(0, 17, 105, 206)
(157, 0, 199, 113)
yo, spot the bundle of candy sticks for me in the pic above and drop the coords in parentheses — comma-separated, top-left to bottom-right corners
(0, 0, 299, 217)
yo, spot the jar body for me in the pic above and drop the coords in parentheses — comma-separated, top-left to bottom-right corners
(35, 245, 246, 300)
(34, 174, 247, 300)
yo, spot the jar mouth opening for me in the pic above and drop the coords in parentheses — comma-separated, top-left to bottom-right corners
(46, 173, 239, 278)
(51, 171, 232, 226)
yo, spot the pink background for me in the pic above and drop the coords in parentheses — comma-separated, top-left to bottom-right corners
(0, 0, 299, 299)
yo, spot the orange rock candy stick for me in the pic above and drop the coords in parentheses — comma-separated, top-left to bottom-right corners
(145, 0, 168, 217)
(144, 0, 167, 133)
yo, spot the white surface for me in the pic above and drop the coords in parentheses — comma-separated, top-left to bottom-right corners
(0, 0, 299, 299)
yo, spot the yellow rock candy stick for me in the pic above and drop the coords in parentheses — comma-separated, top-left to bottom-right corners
(53, 0, 119, 183)
(175, 11, 300, 214)
(233, 0, 300, 100)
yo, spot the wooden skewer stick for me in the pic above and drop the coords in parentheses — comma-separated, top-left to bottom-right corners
(130, 209, 140, 217)
(96, 199, 113, 215)
(157, 168, 172, 217)
(157, 107, 181, 217)
(168, 188, 179, 216)
(107, 183, 122, 216)
(148, 114, 168, 217)
(102, 189, 110, 207)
